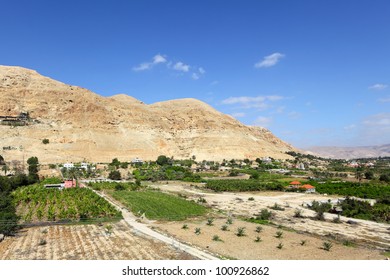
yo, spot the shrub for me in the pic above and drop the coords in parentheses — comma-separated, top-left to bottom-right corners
(206, 218, 214, 226)
(294, 209, 303, 218)
(42, 138, 49, 144)
(276, 243, 283, 249)
(226, 217, 233, 224)
(182, 224, 188, 230)
(38, 239, 47, 246)
(323, 242, 333, 251)
(197, 197, 207, 203)
(108, 170, 121, 180)
(236, 227, 246, 237)
(269, 203, 285, 211)
(256, 209, 274, 220)
(275, 231, 283, 238)
(248, 197, 255, 201)
(221, 225, 228, 231)
(255, 226, 263, 233)
(212, 235, 222, 242)
(195, 228, 201, 235)
(114, 184, 126, 191)
(300, 240, 307, 246)
(254, 236, 262, 242)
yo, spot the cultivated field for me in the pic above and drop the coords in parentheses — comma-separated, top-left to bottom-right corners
(0, 221, 194, 260)
(150, 182, 390, 259)
(156, 218, 384, 260)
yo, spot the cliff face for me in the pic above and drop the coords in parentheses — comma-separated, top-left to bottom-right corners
(0, 65, 296, 163)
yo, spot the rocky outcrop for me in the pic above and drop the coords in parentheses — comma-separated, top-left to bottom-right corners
(0, 65, 296, 163)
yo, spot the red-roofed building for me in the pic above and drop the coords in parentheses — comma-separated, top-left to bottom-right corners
(289, 181, 301, 187)
(64, 179, 77, 188)
(300, 184, 316, 193)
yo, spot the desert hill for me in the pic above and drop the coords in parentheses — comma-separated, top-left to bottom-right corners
(307, 144, 390, 159)
(0, 65, 296, 163)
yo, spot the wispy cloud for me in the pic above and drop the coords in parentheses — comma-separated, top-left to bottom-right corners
(133, 54, 167, 71)
(358, 113, 390, 145)
(222, 95, 284, 109)
(191, 67, 206, 80)
(344, 124, 357, 131)
(369, 83, 388, 90)
(378, 96, 390, 103)
(253, 116, 272, 127)
(254, 52, 285, 68)
(173, 62, 190, 72)
(191, 73, 200, 80)
(287, 111, 301, 119)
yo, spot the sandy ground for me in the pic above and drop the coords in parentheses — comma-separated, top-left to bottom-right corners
(156, 218, 385, 260)
(0, 221, 194, 260)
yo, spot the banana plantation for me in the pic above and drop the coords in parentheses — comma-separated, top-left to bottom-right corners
(13, 185, 122, 223)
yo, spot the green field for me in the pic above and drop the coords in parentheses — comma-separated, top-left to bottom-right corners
(13, 185, 122, 223)
(205, 179, 284, 192)
(111, 190, 207, 220)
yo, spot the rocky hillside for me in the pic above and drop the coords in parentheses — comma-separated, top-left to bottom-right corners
(0, 65, 296, 163)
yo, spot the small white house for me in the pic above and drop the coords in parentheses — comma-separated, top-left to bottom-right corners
(131, 158, 143, 164)
(63, 162, 74, 169)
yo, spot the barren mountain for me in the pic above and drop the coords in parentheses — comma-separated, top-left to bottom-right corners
(306, 144, 390, 159)
(0, 65, 295, 163)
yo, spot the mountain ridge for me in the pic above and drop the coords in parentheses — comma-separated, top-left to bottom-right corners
(0, 65, 296, 163)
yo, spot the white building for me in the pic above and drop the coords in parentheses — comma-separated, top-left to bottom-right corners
(63, 162, 74, 169)
(131, 158, 143, 164)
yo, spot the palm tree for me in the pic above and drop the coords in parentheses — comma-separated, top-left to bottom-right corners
(2, 164, 8, 175)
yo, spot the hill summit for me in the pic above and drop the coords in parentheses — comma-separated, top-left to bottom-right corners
(0, 65, 296, 163)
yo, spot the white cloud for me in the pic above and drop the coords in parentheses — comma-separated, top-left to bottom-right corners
(191, 67, 206, 80)
(231, 112, 246, 118)
(191, 73, 200, 80)
(133, 53, 167, 71)
(378, 96, 390, 103)
(254, 52, 285, 68)
(363, 113, 390, 126)
(369, 83, 388, 90)
(153, 54, 167, 64)
(253, 116, 272, 128)
(173, 62, 190, 72)
(222, 95, 284, 109)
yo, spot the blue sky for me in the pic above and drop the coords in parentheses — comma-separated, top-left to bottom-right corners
(1, 0, 389, 148)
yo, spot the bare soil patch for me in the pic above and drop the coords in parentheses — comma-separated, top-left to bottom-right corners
(156, 218, 385, 260)
(0, 221, 194, 260)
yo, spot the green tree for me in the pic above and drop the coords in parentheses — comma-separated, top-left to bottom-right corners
(2, 165, 9, 175)
(364, 171, 374, 180)
(27, 156, 39, 183)
(108, 170, 121, 180)
(379, 174, 390, 183)
(156, 155, 169, 166)
(110, 158, 121, 169)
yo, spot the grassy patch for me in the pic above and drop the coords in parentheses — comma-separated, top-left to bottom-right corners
(111, 190, 207, 220)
